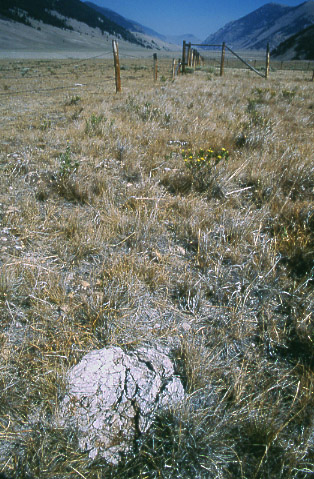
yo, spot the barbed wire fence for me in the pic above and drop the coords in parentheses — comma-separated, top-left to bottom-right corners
(1, 40, 313, 99)
(182, 41, 271, 78)
(179, 40, 314, 79)
(0, 45, 171, 98)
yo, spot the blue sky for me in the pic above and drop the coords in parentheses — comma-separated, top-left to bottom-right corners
(91, 0, 304, 38)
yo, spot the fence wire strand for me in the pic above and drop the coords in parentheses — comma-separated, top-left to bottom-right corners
(0, 79, 116, 97)
(1, 45, 313, 98)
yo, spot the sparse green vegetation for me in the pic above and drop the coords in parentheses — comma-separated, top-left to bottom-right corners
(85, 112, 106, 136)
(0, 57, 313, 479)
(180, 146, 229, 194)
(58, 144, 79, 178)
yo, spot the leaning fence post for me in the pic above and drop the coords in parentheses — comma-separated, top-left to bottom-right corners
(112, 40, 121, 92)
(182, 41, 186, 73)
(265, 43, 270, 79)
(153, 53, 158, 82)
(220, 42, 226, 76)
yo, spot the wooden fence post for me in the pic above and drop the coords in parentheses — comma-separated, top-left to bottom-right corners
(191, 49, 194, 68)
(112, 40, 121, 92)
(182, 41, 186, 73)
(187, 42, 192, 67)
(172, 59, 176, 79)
(153, 53, 158, 82)
(177, 59, 182, 75)
(220, 42, 226, 76)
(265, 43, 270, 79)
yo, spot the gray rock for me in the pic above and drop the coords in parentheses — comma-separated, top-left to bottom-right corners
(58, 345, 184, 464)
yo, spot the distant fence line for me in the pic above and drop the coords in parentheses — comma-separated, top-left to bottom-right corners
(179, 40, 314, 79)
(1, 41, 313, 97)
(181, 40, 270, 78)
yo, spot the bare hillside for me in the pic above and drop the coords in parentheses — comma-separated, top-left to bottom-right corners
(204, 1, 314, 50)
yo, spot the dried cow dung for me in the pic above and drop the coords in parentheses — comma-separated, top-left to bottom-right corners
(58, 345, 185, 464)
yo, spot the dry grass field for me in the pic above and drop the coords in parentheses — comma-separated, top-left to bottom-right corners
(0, 57, 314, 478)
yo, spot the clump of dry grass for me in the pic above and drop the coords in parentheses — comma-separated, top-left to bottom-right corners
(0, 58, 314, 478)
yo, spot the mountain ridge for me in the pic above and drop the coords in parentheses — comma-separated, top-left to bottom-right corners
(84, 2, 166, 41)
(203, 1, 314, 50)
(85, 2, 199, 45)
(0, 0, 143, 46)
(271, 22, 314, 59)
